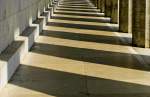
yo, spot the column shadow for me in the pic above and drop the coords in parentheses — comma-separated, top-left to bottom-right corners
(31, 42, 150, 71)
(57, 6, 97, 10)
(10, 64, 150, 97)
(53, 11, 104, 17)
(41, 30, 132, 46)
(51, 16, 110, 23)
(55, 8, 100, 12)
(46, 22, 118, 32)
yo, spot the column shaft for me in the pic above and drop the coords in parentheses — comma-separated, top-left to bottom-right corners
(97, 0, 101, 9)
(105, 0, 112, 17)
(95, 0, 98, 7)
(100, 0, 105, 13)
(132, 0, 146, 47)
(128, 0, 132, 33)
(111, 0, 118, 23)
(119, 0, 129, 32)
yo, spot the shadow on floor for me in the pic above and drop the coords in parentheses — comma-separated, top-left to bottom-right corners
(51, 16, 110, 23)
(10, 64, 150, 97)
(41, 30, 132, 46)
(57, 6, 97, 10)
(47, 22, 118, 32)
(55, 8, 100, 12)
(58, 4, 91, 7)
(58, 2, 90, 5)
(53, 11, 104, 17)
(31, 42, 150, 71)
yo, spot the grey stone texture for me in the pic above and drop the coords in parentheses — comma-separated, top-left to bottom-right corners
(0, 0, 52, 90)
(0, 0, 50, 54)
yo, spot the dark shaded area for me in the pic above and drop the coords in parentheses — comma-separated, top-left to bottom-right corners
(10, 65, 150, 97)
(31, 42, 149, 71)
(0, 41, 23, 61)
(42, 30, 131, 46)
(58, 4, 93, 7)
(51, 15, 110, 23)
(21, 27, 36, 36)
(57, 6, 97, 10)
(56, 8, 100, 12)
(47, 22, 118, 32)
(59, 4, 90, 6)
(53, 11, 104, 17)
(33, 18, 44, 24)
(59, 2, 89, 5)
(58, 2, 90, 5)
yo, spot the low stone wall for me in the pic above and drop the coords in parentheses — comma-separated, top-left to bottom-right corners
(0, 0, 57, 90)
(0, 0, 50, 54)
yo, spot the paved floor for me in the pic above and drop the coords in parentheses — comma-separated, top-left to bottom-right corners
(1, 0, 150, 97)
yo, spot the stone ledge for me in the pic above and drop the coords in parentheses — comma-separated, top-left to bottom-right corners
(0, 26, 39, 90)
(0, 17, 44, 91)
(33, 18, 44, 33)
(0, 41, 24, 90)
(21, 27, 37, 50)
(41, 11, 50, 26)
(0, 2, 52, 90)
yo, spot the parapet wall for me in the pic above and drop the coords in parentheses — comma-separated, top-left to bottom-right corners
(0, 0, 55, 90)
(0, 0, 50, 54)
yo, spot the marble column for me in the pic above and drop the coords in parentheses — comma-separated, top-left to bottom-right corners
(128, 0, 132, 33)
(111, 0, 118, 23)
(105, 0, 112, 17)
(145, 0, 150, 47)
(100, 0, 105, 13)
(119, 0, 129, 33)
(97, 0, 101, 10)
(132, 0, 149, 47)
(95, 0, 98, 7)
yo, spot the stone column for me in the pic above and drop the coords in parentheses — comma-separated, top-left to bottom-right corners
(97, 0, 101, 10)
(145, 0, 150, 47)
(95, 0, 98, 7)
(100, 0, 105, 13)
(105, 0, 112, 17)
(132, 0, 149, 47)
(119, 0, 129, 33)
(111, 0, 118, 23)
(128, 0, 132, 33)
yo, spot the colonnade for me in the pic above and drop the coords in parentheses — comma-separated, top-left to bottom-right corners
(91, 0, 150, 48)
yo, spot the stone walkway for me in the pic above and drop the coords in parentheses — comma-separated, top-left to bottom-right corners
(1, 0, 150, 97)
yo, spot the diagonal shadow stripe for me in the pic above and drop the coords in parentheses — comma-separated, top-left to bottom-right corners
(10, 64, 150, 97)
(59, 1, 89, 3)
(58, 4, 92, 7)
(57, 6, 98, 10)
(31, 43, 149, 71)
(53, 11, 104, 17)
(56, 8, 100, 12)
(41, 30, 131, 46)
(46, 22, 118, 32)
